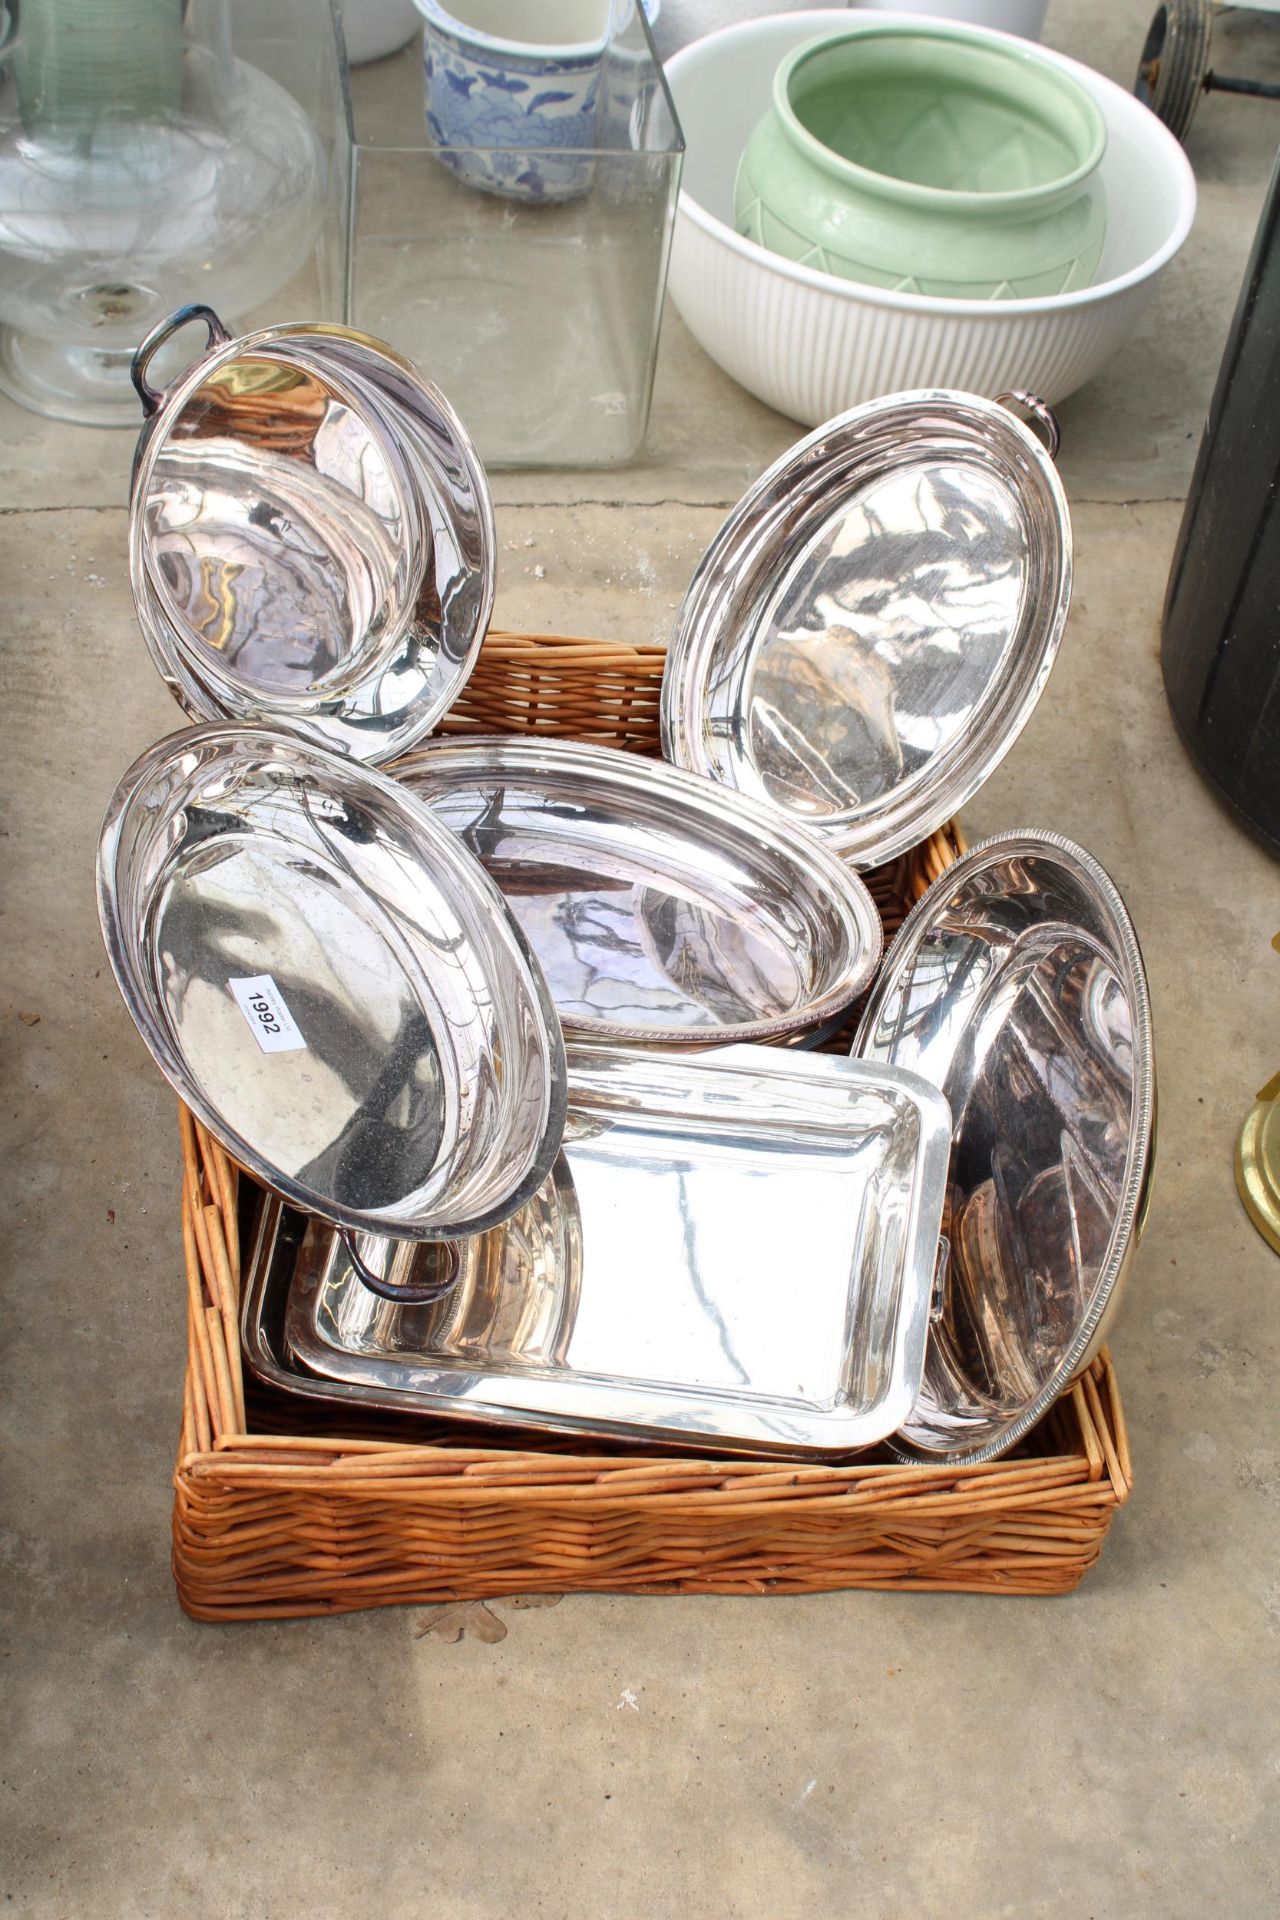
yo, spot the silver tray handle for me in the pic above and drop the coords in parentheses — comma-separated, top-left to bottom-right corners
(131, 304, 232, 418)
(995, 390, 1062, 462)
(931, 1233, 951, 1324)
(339, 1226, 462, 1305)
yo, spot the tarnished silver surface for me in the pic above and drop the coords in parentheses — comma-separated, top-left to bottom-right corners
(854, 830, 1155, 1464)
(97, 723, 565, 1241)
(242, 1044, 953, 1456)
(391, 736, 881, 1045)
(661, 390, 1071, 868)
(128, 305, 495, 764)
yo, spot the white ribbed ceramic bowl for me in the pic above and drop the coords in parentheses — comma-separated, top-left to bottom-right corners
(665, 10, 1196, 421)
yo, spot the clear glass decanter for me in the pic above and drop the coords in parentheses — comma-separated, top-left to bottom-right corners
(0, 0, 330, 423)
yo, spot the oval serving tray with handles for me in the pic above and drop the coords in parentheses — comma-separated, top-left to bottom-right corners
(391, 734, 883, 1046)
(661, 387, 1071, 869)
(127, 304, 496, 765)
(97, 723, 567, 1300)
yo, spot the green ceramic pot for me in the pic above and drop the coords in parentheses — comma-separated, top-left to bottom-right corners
(734, 23, 1108, 300)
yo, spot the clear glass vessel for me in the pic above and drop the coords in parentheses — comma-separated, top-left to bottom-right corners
(0, 0, 350, 424)
(348, 0, 683, 467)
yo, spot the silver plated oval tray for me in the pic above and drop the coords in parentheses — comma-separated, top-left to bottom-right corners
(243, 1044, 953, 1458)
(97, 723, 565, 1254)
(390, 736, 882, 1046)
(854, 830, 1155, 1464)
(128, 304, 495, 765)
(661, 390, 1071, 869)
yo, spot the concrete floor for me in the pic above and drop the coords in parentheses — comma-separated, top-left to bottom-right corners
(4, 2, 1280, 1913)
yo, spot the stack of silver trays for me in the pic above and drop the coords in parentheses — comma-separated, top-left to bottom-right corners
(96, 308, 1155, 1463)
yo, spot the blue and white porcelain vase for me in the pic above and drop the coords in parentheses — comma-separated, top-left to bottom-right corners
(413, 0, 658, 201)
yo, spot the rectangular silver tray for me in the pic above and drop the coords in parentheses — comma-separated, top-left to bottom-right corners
(245, 1045, 951, 1457)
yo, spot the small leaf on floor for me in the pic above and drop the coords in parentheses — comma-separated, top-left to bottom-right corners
(415, 1601, 507, 1644)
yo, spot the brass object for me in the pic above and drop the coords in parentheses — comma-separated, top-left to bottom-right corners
(1237, 1088, 1280, 1257)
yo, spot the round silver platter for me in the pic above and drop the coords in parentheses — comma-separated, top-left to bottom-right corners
(661, 390, 1072, 869)
(128, 305, 495, 765)
(854, 830, 1156, 1464)
(97, 724, 566, 1243)
(391, 735, 882, 1046)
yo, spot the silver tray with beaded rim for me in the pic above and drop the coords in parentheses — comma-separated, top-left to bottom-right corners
(854, 829, 1155, 1464)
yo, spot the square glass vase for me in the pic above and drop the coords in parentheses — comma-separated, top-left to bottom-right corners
(347, 2, 684, 468)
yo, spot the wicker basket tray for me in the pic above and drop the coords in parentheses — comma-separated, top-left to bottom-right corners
(170, 631, 1131, 1619)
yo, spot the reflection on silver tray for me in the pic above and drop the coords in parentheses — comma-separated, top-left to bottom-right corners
(129, 306, 495, 764)
(391, 736, 881, 1045)
(97, 723, 565, 1241)
(661, 390, 1071, 868)
(244, 1044, 953, 1457)
(854, 830, 1155, 1464)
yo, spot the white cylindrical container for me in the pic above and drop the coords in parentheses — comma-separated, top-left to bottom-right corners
(338, 0, 420, 64)
(851, 0, 1048, 41)
(652, 2, 837, 62)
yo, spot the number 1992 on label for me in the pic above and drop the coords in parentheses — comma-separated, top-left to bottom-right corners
(227, 974, 307, 1055)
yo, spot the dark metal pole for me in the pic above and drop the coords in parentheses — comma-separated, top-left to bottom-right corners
(1204, 71, 1280, 100)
